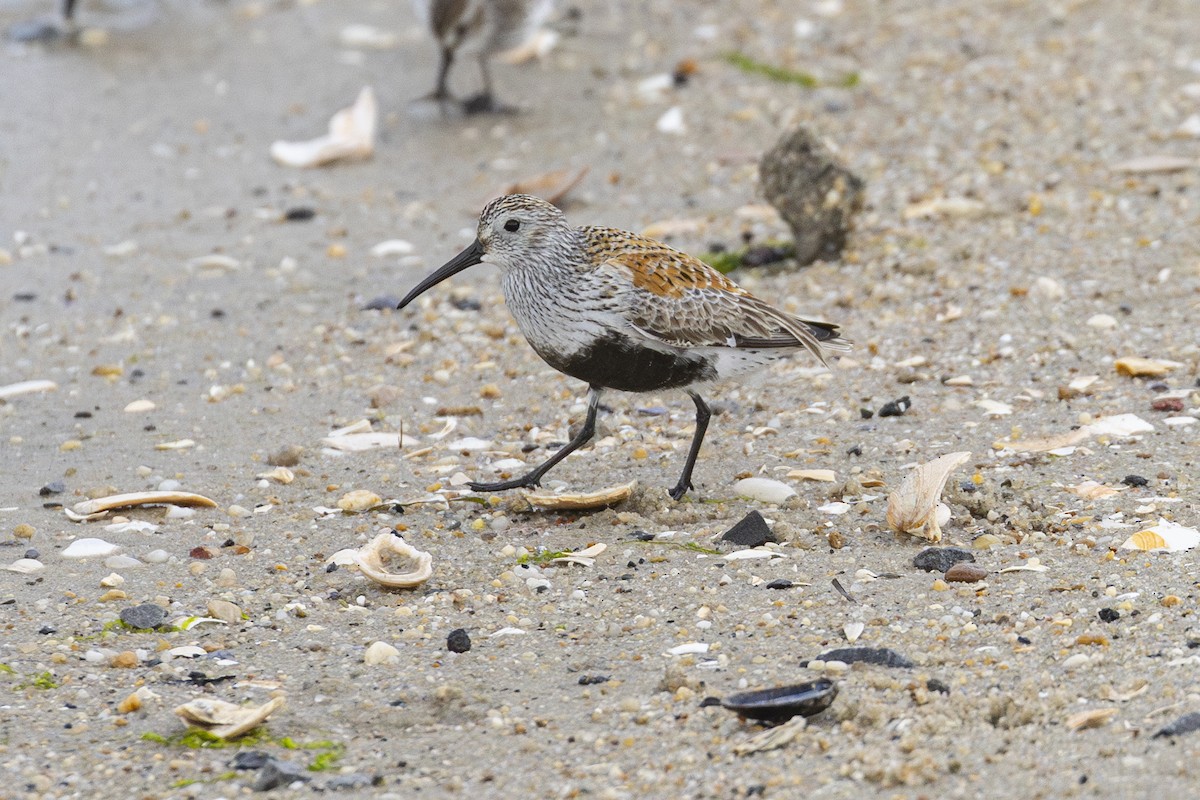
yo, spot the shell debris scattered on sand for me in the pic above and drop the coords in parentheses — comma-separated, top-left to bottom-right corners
(523, 480, 636, 510)
(66, 491, 218, 521)
(329, 531, 434, 588)
(270, 87, 377, 168)
(173, 696, 286, 740)
(886, 452, 971, 542)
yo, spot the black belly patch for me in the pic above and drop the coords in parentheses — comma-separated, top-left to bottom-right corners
(542, 332, 716, 392)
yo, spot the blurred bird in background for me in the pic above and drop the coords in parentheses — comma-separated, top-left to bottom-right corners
(411, 0, 554, 114)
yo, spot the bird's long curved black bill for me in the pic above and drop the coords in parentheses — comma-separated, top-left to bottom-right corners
(395, 239, 485, 310)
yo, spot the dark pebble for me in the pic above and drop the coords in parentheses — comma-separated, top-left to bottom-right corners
(446, 628, 471, 653)
(189, 546, 217, 560)
(765, 579, 794, 590)
(878, 396, 912, 417)
(253, 758, 310, 791)
(807, 646, 914, 669)
(944, 563, 988, 583)
(119, 603, 167, 630)
(1153, 712, 1200, 739)
(913, 546, 975, 573)
(577, 675, 610, 685)
(1098, 608, 1121, 623)
(39, 481, 65, 496)
(926, 678, 951, 694)
(720, 678, 838, 724)
(283, 206, 316, 221)
(25, 549, 39, 559)
(740, 244, 793, 268)
(363, 294, 403, 311)
(230, 751, 272, 770)
(326, 773, 375, 791)
(38, 625, 56, 635)
(720, 511, 777, 548)
(1150, 397, 1184, 412)
(859, 408, 874, 419)
(1121, 474, 1149, 487)
(450, 297, 482, 311)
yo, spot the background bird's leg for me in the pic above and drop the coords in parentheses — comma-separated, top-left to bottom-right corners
(462, 52, 515, 114)
(432, 44, 455, 100)
(669, 392, 711, 501)
(468, 387, 602, 493)
(61, 0, 77, 21)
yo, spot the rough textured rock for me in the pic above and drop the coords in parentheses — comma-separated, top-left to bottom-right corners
(759, 126, 864, 264)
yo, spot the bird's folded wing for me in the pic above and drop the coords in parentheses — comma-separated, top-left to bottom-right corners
(590, 233, 848, 364)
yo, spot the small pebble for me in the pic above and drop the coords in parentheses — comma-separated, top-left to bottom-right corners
(447, 628, 472, 653)
(944, 563, 987, 583)
(913, 546, 975, 573)
(13, 523, 35, 540)
(338, 490, 382, 513)
(1121, 474, 1149, 487)
(765, 579, 794, 590)
(120, 603, 167, 630)
(720, 511, 777, 548)
(39, 481, 66, 496)
(1098, 608, 1120, 623)
(111, 650, 140, 668)
(363, 641, 400, 665)
(878, 396, 912, 417)
(207, 599, 243, 625)
(253, 758, 310, 791)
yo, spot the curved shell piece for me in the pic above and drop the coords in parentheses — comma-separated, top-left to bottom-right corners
(524, 480, 636, 510)
(71, 491, 218, 516)
(352, 532, 433, 588)
(173, 696, 285, 739)
(1120, 520, 1200, 553)
(886, 452, 971, 542)
(270, 87, 376, 168)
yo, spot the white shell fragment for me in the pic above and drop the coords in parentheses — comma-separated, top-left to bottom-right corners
(339, 24, 398, 49)
(5, 558, 45, 574)
(341, 531, 433, 588)
(733, 478, 797, 504)
(886, 452, 972, 542)
(71, 491, 218, 516)
(370, 239, 416, 258)
(256, 467, 295, 484)
(1119, 520, 1200, 553)
(734, 716, 807, 756)
(1066, 707, 1119, 732)
(1111, 155, 1198, 173)
(524, 481, 636, 510)
(173, 696, 286, 739)
(999, 558, 1049, 573)
(722, 548, 787, 561)
(997, 414, 1153, 453)
(786, 469, 836, 482)
(0, 379, 58, 400)
(270, 87, 377, 168)
(666, 642, 709, 656)
(549, 543, 608, 567)
(321, 432, 415, 452)
(363, 641, 401, 666)
(62, 538, 122, 559)
(843, 621, 865, 643)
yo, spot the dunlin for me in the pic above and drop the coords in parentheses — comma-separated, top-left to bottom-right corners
(397, 195, 849, 500)
(410, 0, 552, 114)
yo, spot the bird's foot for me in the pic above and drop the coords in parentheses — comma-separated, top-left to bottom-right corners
(8, 15, 75, 43)
(667, 481, 694, 502)
(461, 92, 519, 116)
(409, 91, 464, 120)
(467, 475, 542, 493)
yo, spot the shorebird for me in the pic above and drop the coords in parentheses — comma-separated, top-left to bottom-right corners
(411, 0, 553, 114)
(396, 195, 849, 500)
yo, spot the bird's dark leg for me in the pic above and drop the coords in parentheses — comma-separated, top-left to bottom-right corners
(669, 391, 711, 501)
(468, 387, 602, 493)
(62, 0, 77, 21)
(462, 53, 516, 115)
(432, 44, 456, 100)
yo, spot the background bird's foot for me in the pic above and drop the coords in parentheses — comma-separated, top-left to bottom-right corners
(8, 15, 76, 43)
(409, 90, 464, 120)
(462, 92, 519, 116)
(468, 476, 541, 493)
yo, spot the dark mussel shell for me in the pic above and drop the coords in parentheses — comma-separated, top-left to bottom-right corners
(720, 678, 838, 724)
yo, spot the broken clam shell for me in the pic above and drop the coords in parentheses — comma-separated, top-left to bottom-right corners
(270, 87, 377, 168)
(341, 531, 433, 588)
(173, 696, 285, 739)
(720, 679, 838, 724)
(886, 452, 971, 542)
(0, 379, 57, 400)
(71, 491, 218, 516)
(524, 480, 636, 510)
(1119, 520, 1200, 553)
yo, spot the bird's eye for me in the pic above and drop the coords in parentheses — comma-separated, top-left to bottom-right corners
(503, 219, 521, 232)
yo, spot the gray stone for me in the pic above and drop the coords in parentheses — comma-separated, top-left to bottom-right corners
(119, 603, 166, 630)
(759, 126, 864, 265)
